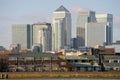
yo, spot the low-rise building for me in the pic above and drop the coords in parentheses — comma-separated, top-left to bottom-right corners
(58, 48, 92, 56)
(58, 49, 83, 56)
(102, 55, 120, 71)
(78, 47, 93, 55)
(105, 44, 120, 55)
(59, 55, 99, 71)
(7, 53, 73, 72)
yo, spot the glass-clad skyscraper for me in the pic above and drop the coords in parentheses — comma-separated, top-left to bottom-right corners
(96, 14, 113, 45)
(33, 22, 52, 52)
(85, 22, 108, 47)
(52, 5, 71, 52)
(76, 9, 96, 48)
(12, 24, 32, 49)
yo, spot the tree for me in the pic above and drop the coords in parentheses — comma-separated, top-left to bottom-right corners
(0, 54, 9, 72)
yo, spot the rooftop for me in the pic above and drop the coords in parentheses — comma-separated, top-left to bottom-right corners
(103, 55, 120, 60)
(55, 5, 69, 12)
(33, 22, 51, 25)
(59, 55, 98, 60)
(9, 53, 57, 59)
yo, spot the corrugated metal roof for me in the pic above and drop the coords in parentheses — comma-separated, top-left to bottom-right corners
(74, 62, 99, 67)
(9, 53, 57, 59)
(59, 55, 98, 60)
(103, 55, 120, 60)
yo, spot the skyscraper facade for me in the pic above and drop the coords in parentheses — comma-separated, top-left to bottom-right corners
(96, 14, 113, 45)
(85, 22, 108, 47)
(76, 9, 96, 48)
(52, 5, 71, 51)
(33, 22, 52, 52)
(12, 24, 32, 49)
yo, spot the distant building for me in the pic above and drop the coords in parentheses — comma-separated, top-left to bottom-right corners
(52, 5, 71, 52)
(32, 44, 42, 53)
(0, 46, 5, 51)
(10, 44, 21, 53)
(85, 22, 109, 47)
(96, 14, 113, 45)
(33, 22, 52, 52)
(92, 45, 115, 57)
(76, 9, 96, 48)
(112, 40, 120, 45)
(71, 38, 77, 49)
(0, 46, 8, 54)
(58, 49, 83, 56)
(77, 10, 113, 48)
(78, 47, 93, 55)
(105, 44, 120, 54)
(12, 24, 32, 49)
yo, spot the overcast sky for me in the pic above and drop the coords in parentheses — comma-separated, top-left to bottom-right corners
(0, 0, 120, 49)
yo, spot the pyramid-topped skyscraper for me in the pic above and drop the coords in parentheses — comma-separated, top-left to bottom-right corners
(52, 5, 71, 52)
(55, 5, 69, 12)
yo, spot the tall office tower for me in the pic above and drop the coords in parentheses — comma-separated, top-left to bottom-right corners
(76, 9, 96, 48)
(33, 22, 52, 52)
(85, 22, 108, 47)
(12, 24, 32, 49)
(52, 5, 71, 52)
(96, 14, 113, 45)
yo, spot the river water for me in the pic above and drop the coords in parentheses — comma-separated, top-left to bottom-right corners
(8, 78, 120, 80)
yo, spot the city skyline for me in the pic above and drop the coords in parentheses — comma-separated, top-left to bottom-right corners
(0, 0, 120, 49)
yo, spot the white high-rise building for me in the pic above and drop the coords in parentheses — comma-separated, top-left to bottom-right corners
(96, 14, 113, 45)
(52, 5, 71, 52)
(85, 22, 108, 47)
(76, 9, 113, 48)
(33, 22, 51, 52)
(76, 9, 96, 48)
(12, 24, 32, 49)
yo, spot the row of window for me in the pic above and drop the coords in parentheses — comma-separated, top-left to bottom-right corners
(9, 57, 58, 60)
(105, 60, 120, 63)
(67, 60, 96, 63)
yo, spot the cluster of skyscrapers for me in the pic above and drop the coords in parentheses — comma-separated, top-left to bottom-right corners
(77, 10, 113, 48)
(12, 5, 113, 52)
